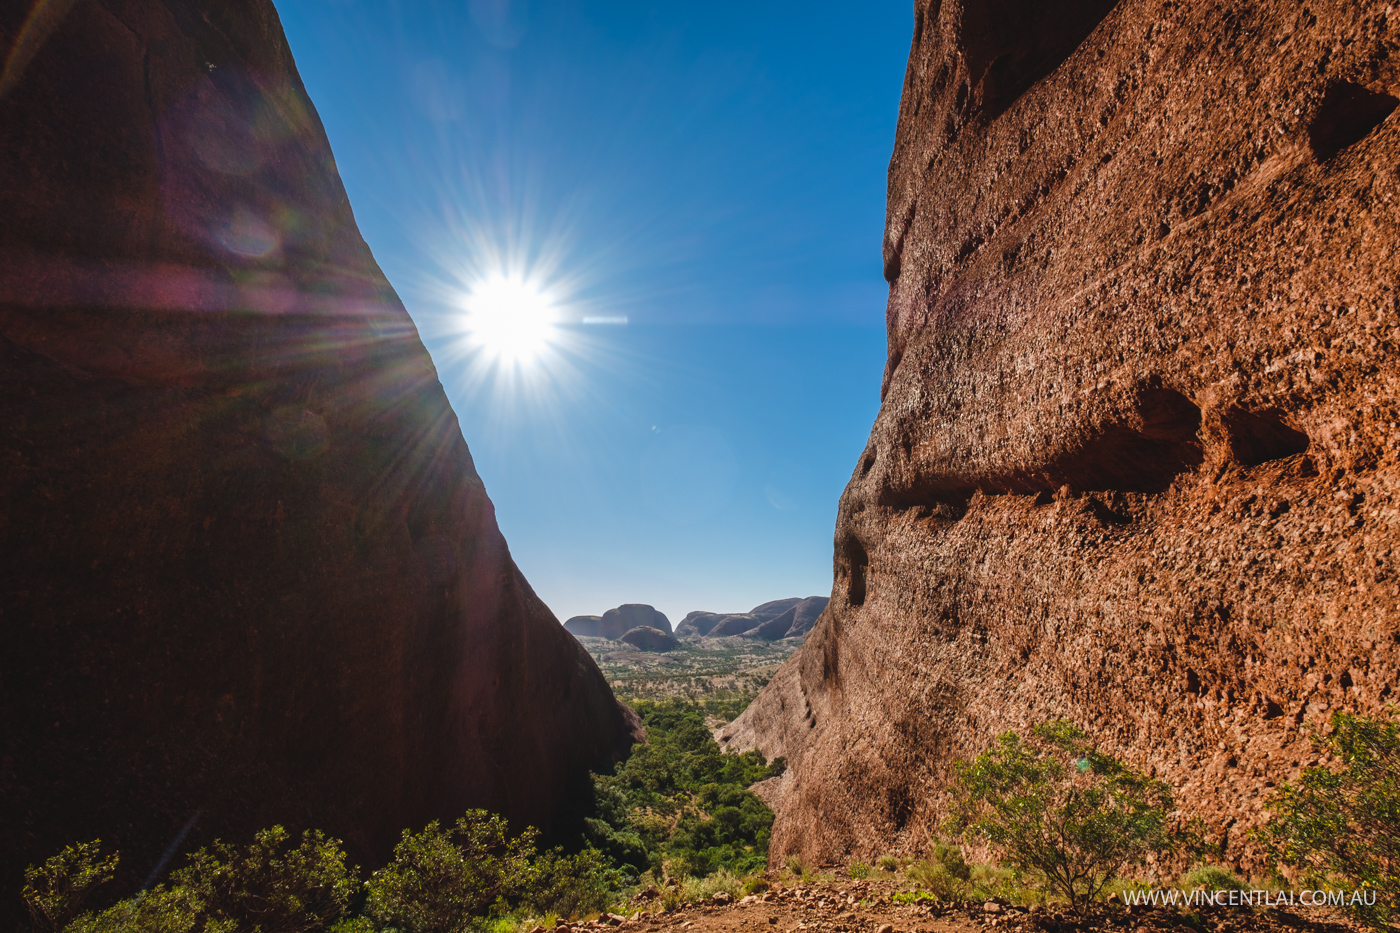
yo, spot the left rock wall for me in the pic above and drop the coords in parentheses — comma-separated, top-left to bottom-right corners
(0, 0, 640, 922)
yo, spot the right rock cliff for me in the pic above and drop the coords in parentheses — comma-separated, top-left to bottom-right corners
(721, 0, 1400, 867)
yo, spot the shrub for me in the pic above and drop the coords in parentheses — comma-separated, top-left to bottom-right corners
(948, 720, 1193, 916)
(52, 829, 354, 933)
(875, 855, 898, 873)
(1258, 710, 1400, 930)
(172, 826, 358, 933)
(22, 842, 119, 933)
(526, 847, 623, 919)
(62, 885, 205, 933)
(904, 843, 971, 902)
(846, 861, 870, 879)
(364, 812, 536, 933)
(1178, 864, 1246, 892)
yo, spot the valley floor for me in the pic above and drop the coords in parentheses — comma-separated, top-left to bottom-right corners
(557, 877, 1362, 933)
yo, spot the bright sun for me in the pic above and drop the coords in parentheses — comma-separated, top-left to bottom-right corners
(463, 274, 558, 364)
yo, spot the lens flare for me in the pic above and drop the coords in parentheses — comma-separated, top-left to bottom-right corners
(462, 274, 557, 365)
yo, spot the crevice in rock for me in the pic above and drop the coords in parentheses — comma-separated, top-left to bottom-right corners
(958, 0, 1120, 121)
(842, 535, 868, 608)
(1308, 81, 1398, 161)
(879, 386, 1203, 509)
(1217, 406, 1310, 467)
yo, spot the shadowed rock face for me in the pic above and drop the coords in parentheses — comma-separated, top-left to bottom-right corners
(724, 0, 1400, 869)
(0, 0, 639, 920)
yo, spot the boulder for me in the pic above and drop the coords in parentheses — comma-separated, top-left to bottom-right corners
(0, 0, 640, 921)
(723, 0, 1400, 870)
(619, 626, 681, 653)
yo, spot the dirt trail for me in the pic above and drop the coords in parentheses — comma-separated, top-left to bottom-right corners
(556, 878, 1362, 933)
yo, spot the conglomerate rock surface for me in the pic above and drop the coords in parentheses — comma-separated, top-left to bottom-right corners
(0, 0, 638, 920)
(722, 0, 1400, 869)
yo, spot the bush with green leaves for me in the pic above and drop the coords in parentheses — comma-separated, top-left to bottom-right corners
(904, 842, 971, 902)
(525, 846, 624, 920)
(22, 841, 119, 933)
(1258, 710, 1400, 930)
(28, 828, 356, 933)
(947, 720, 1196, 916)
(175, 826, 358, 933)
(25, 814, 626, 933)
(363, 812, 536, 933)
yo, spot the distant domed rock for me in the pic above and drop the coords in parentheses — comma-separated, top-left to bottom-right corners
(564, 615, 603, 637)
(619, 626, 680, 652)
(745, 607, 799, 641)
(600, 604, 671, 639)
(748, 598, 803, 621)
(784, 596, 828, 637)
(672, 597, 828, 640)
(675, 611, 726, 638)
(708, 613, 763, 637)
(741, 597, 830, 641)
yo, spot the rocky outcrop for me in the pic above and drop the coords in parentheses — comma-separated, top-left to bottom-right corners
(709, 613, 764, 637)
(564, 615, 605, 637)
(564, 605, 672, 641)
(619, 626, 681, 653)
(783, 596, 828, 638)
(676, 611, 727, 638)
(676, 598, 827, 641)
(601, 604, 672, 638)
(724, 0, 1400, 870)
(0, 0, 639, 921)
(750, 599, 806, 621)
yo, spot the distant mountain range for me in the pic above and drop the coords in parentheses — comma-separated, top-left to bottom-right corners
(563, 596, 828, 651)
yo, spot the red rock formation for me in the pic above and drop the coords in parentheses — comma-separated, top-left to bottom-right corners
(619, 626, 681, 653)
(601, 604, 673, 638)
(0, 0, 638, 919)
(723, 0, 1400, 870)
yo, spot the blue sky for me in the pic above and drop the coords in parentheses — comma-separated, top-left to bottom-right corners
(276, 0, 910, 625)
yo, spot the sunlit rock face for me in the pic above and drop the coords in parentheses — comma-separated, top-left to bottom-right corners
(0, 0, 639, 918)
(723, 0, 1400, 869)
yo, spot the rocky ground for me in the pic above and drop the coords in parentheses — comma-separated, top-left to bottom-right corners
(554, 878, 1361, 933)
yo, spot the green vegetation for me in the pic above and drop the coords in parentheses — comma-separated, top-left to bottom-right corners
(582, 697, 783, 880)
(21, 698, 780, 933)
(22, 842, 119, 933)
(902, 841, 971, 902)
(24, 817, 622, 933)
(1176, 864, 1246, 893)
(947, 720, 1199, 917)
(575, 638, 799, 704)
(1259, 709, 1400, 929)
